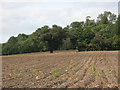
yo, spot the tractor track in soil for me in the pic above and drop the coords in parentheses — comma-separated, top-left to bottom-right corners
(2, 50, 119, 88)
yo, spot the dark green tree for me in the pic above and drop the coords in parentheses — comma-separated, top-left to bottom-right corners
(41, 25, 66, 53)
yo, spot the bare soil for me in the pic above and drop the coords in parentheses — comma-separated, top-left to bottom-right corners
(1, 50, 119, 88)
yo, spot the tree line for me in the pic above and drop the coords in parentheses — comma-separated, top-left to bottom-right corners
(2, 11, 120, 55)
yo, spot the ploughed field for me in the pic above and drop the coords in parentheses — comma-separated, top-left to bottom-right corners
(2, 50, 119, 88)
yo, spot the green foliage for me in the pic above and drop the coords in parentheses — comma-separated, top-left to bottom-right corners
(60, 38, 72, 50)
(2, 11, 119, 55)
(17, 34, 28, 41)
(14, 71, 22, 77)
(0, 44, 2, 56)
(32, 68, 37, 73)
(107, 69, 113, 74)
(7, 36, 18, 43)
(69, 62, 73, 68)
(52, 71, 60, 77)
(97, 11, 116, 24)
(38, 59, 40, 61)
(40, 25, 67, 53)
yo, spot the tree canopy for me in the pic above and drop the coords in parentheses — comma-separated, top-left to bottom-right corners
(2, 11, 119, 55)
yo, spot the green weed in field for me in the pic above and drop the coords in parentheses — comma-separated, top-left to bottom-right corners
(97, 72, 101, 76)
(107, 69, 113, 74)
(33, 68, 37, 73)
(38, 59, 40, 61)
(14, 71, 22, 77)
(52, 71, 60, 77)
(69, 62, 73, 68)
(88, 62, 96, 72)
(92, 71, 101, 76)
(88, 66, 92, 71)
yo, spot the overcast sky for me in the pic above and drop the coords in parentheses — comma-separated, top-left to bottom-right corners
(0, 0, 119, 43)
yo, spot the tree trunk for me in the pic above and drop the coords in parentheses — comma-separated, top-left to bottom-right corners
(50, 50, 53, 53)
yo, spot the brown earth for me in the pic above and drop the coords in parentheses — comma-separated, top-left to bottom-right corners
(1, 50, 119, 88)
